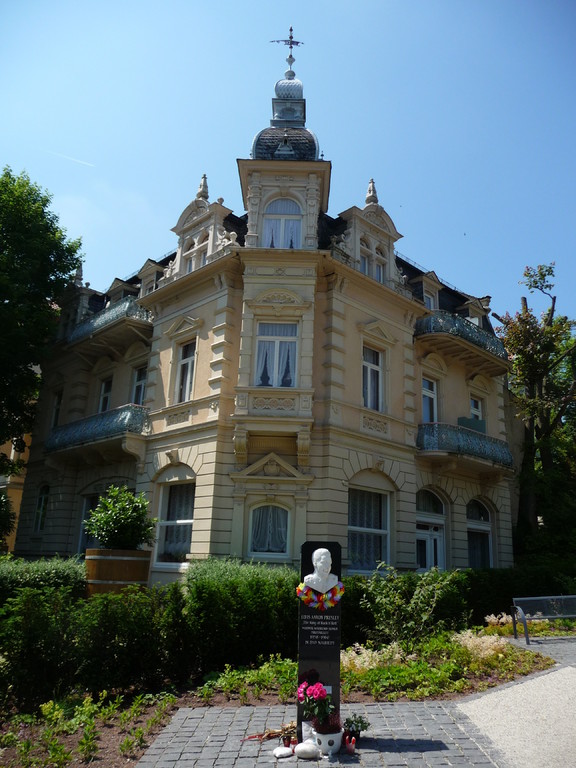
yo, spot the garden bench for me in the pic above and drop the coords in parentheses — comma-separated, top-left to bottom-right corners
(512, 595, 576, 644)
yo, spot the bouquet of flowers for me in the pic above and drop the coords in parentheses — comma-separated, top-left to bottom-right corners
(297, 681, 340, 734)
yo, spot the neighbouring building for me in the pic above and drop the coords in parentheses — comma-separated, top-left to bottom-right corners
(0, 439, 29, 552)
(14, 40, 515, 583)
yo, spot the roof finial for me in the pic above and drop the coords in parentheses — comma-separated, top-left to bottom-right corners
(271, 26, 304, 71)
(366, 179, 379, 206)
(196, 173, 208, 201)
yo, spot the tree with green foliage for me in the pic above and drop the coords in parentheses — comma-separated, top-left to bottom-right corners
(0, 492, 16, 550)
(0, 167, 82, 475)
(494, 264, 576, 542)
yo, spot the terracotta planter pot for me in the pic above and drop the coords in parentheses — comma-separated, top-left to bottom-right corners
(85, 548, 151, 596)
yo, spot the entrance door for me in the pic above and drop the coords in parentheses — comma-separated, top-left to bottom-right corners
(415, 523, 445, 571)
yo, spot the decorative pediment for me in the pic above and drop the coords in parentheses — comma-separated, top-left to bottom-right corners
(358, 320, 397, 346)
(234, 452, 304, 480)
(165, 315, 204, 340)
(410, 270, 443, 290)
(105, 278, 139, 299)
(124, 341, 149, 363)
(172, 198, 210, 235)
(467, 373, 493, 394)
(362, 204, 392, 233)
(420, 352, 448, 376)
(137, 259, 164, 280)
(92, 355, 115, 374)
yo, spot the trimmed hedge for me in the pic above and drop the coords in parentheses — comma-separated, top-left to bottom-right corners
(0, 555, 86, 606)
(183, 559, 300, 673)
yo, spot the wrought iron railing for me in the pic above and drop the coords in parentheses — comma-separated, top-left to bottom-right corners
(417, 422, 513, 467)
(46, 405, 149, 452)
(67, 296, 152, 344)
(414, 311, 508, 361)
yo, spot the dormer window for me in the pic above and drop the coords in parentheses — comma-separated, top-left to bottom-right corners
(375, 248, 387, 284)
(262, 199, 302, 249)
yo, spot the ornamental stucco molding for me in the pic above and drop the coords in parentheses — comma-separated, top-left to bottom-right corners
(362, 414, 389, 434)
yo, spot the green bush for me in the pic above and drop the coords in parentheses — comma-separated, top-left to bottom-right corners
(0, 587, 76, 708)
(341, 574, 374, 647)
(183, 559, 299, 675)
(0, 555, 86, 607)
(1, 555, 574, 711)
(72, 588, 164, 692)
(83, 485, 157, 549)
(156, 582, 196, 684)
(362, 564, 467, 649)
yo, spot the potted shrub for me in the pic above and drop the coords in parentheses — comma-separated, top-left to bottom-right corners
(298, 680, 343, 756)
(343, 713, 371, 743)
(83, 485, 157, 595)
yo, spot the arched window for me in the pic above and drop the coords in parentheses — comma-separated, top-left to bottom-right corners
(467, 499, 492, 568)
(250, 505, 288, 555)
(262, 199, 302, 249)
(415, 490, 445, 571)
(416, 490, 443, 515)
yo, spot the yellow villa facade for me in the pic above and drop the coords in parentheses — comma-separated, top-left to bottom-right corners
(15, 46, 515, 583)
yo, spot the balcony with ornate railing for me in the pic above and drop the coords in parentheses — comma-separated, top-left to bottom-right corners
(46, 405, 149, 453)
(67, 296, 152, 345)
(414, 311, 509, 376)
(416, 422, 513, 469)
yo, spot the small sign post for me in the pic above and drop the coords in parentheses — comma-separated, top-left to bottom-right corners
(296, 541, 343, 742)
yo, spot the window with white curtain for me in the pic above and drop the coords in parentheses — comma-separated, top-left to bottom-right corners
(255, 322, 298, 387)
(467, 499, 492, 568)
(156, 484, 195, 563)
(362, 346, 385, 411)
(348, 489, 389, 572)
(250, 505, 288, 554)
(262, 199, 302, 248)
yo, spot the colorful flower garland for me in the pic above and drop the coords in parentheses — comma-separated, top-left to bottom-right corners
(296, 581, 345, 611)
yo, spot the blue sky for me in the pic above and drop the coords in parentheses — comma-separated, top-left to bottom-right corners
(2, 0, 575, 320)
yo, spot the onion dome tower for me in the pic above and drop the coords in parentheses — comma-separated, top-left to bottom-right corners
(251, 27, 320, 161)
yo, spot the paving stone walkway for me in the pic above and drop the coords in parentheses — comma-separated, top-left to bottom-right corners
(137, 637, 576, 767)
(137, 700, 507, 767)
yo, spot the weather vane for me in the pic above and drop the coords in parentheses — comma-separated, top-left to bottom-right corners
(271, 26, 303, 66)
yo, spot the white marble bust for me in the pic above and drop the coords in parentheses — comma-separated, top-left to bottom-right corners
(303, 548, 338, 593)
